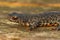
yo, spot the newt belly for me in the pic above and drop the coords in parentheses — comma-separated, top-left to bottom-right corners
(8, 11, 60, 31)
(39, 22, 59, 27)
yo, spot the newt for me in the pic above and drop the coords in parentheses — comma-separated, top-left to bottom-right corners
(8, 11, 60, 31)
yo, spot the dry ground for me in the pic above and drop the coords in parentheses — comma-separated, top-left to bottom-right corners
(0, 2, 60, 7)
(0, 0, 60, 40)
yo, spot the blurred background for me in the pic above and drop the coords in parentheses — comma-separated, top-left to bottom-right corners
(0, 0, 60, 14)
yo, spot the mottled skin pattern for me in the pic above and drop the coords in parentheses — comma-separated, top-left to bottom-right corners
(8, 11, 60, 31)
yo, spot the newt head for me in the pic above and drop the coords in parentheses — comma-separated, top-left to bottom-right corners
(8, 12, 20, 23)
(8, 12, 31, 30)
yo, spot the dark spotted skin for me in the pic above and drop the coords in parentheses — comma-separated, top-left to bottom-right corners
(8, 11, 60, 31)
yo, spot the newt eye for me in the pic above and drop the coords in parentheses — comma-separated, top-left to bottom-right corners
(9, 16, 18, 21)
(12, 16, 18, 20)
(9, 16, 19, 23)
